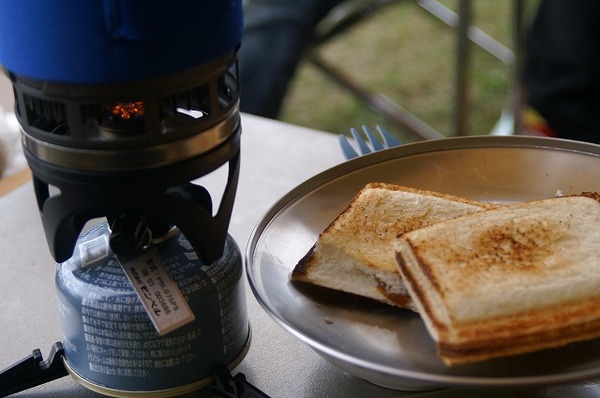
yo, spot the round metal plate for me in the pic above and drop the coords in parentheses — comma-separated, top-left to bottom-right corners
(246, 136, 600, 390)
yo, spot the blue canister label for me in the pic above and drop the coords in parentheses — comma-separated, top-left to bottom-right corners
(55, 222, 249, 393)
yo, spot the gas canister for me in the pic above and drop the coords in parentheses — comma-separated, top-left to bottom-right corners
(55, 222, 249, 395)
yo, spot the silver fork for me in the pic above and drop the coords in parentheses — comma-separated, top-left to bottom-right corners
(338, 125, 402, 160)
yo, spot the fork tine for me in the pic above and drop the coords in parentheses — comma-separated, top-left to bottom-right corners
(376, 125, 402, 147)
(350, 127, 372, 155)
(339, 125, 402, 160)
(338, 134, 359, 159)
(362, 125, 384, 151)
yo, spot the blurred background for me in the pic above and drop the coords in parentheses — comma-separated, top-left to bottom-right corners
(0, 0, 540, 181)
(277, 0, 539, 141)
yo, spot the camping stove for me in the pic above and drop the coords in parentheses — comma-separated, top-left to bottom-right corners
(0, 1, 264, 396)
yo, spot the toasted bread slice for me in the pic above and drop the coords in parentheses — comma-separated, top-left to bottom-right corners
(292, 183, 494, 311)
(395, 192, 600, 366)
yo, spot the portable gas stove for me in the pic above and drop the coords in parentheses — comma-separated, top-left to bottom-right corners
(0, 1, 268, 396)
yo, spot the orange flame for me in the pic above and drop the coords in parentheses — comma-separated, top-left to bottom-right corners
(109, 101, 145, 120)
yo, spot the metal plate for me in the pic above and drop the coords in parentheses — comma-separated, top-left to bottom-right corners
(246, 136, 600, 390)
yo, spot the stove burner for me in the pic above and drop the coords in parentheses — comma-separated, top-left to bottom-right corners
(10, 53, 241, 264)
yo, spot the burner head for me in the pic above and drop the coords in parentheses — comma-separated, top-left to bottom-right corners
(13, 54, 240, 174)
(11, 56, 241, 264)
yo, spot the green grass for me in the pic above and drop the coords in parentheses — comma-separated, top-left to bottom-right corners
(279, 0, 537, 142)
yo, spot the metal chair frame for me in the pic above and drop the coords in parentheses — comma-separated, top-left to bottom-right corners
(307, 0, 528, 140)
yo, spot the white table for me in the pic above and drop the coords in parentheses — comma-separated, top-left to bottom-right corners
(1, 114, 598, 397)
